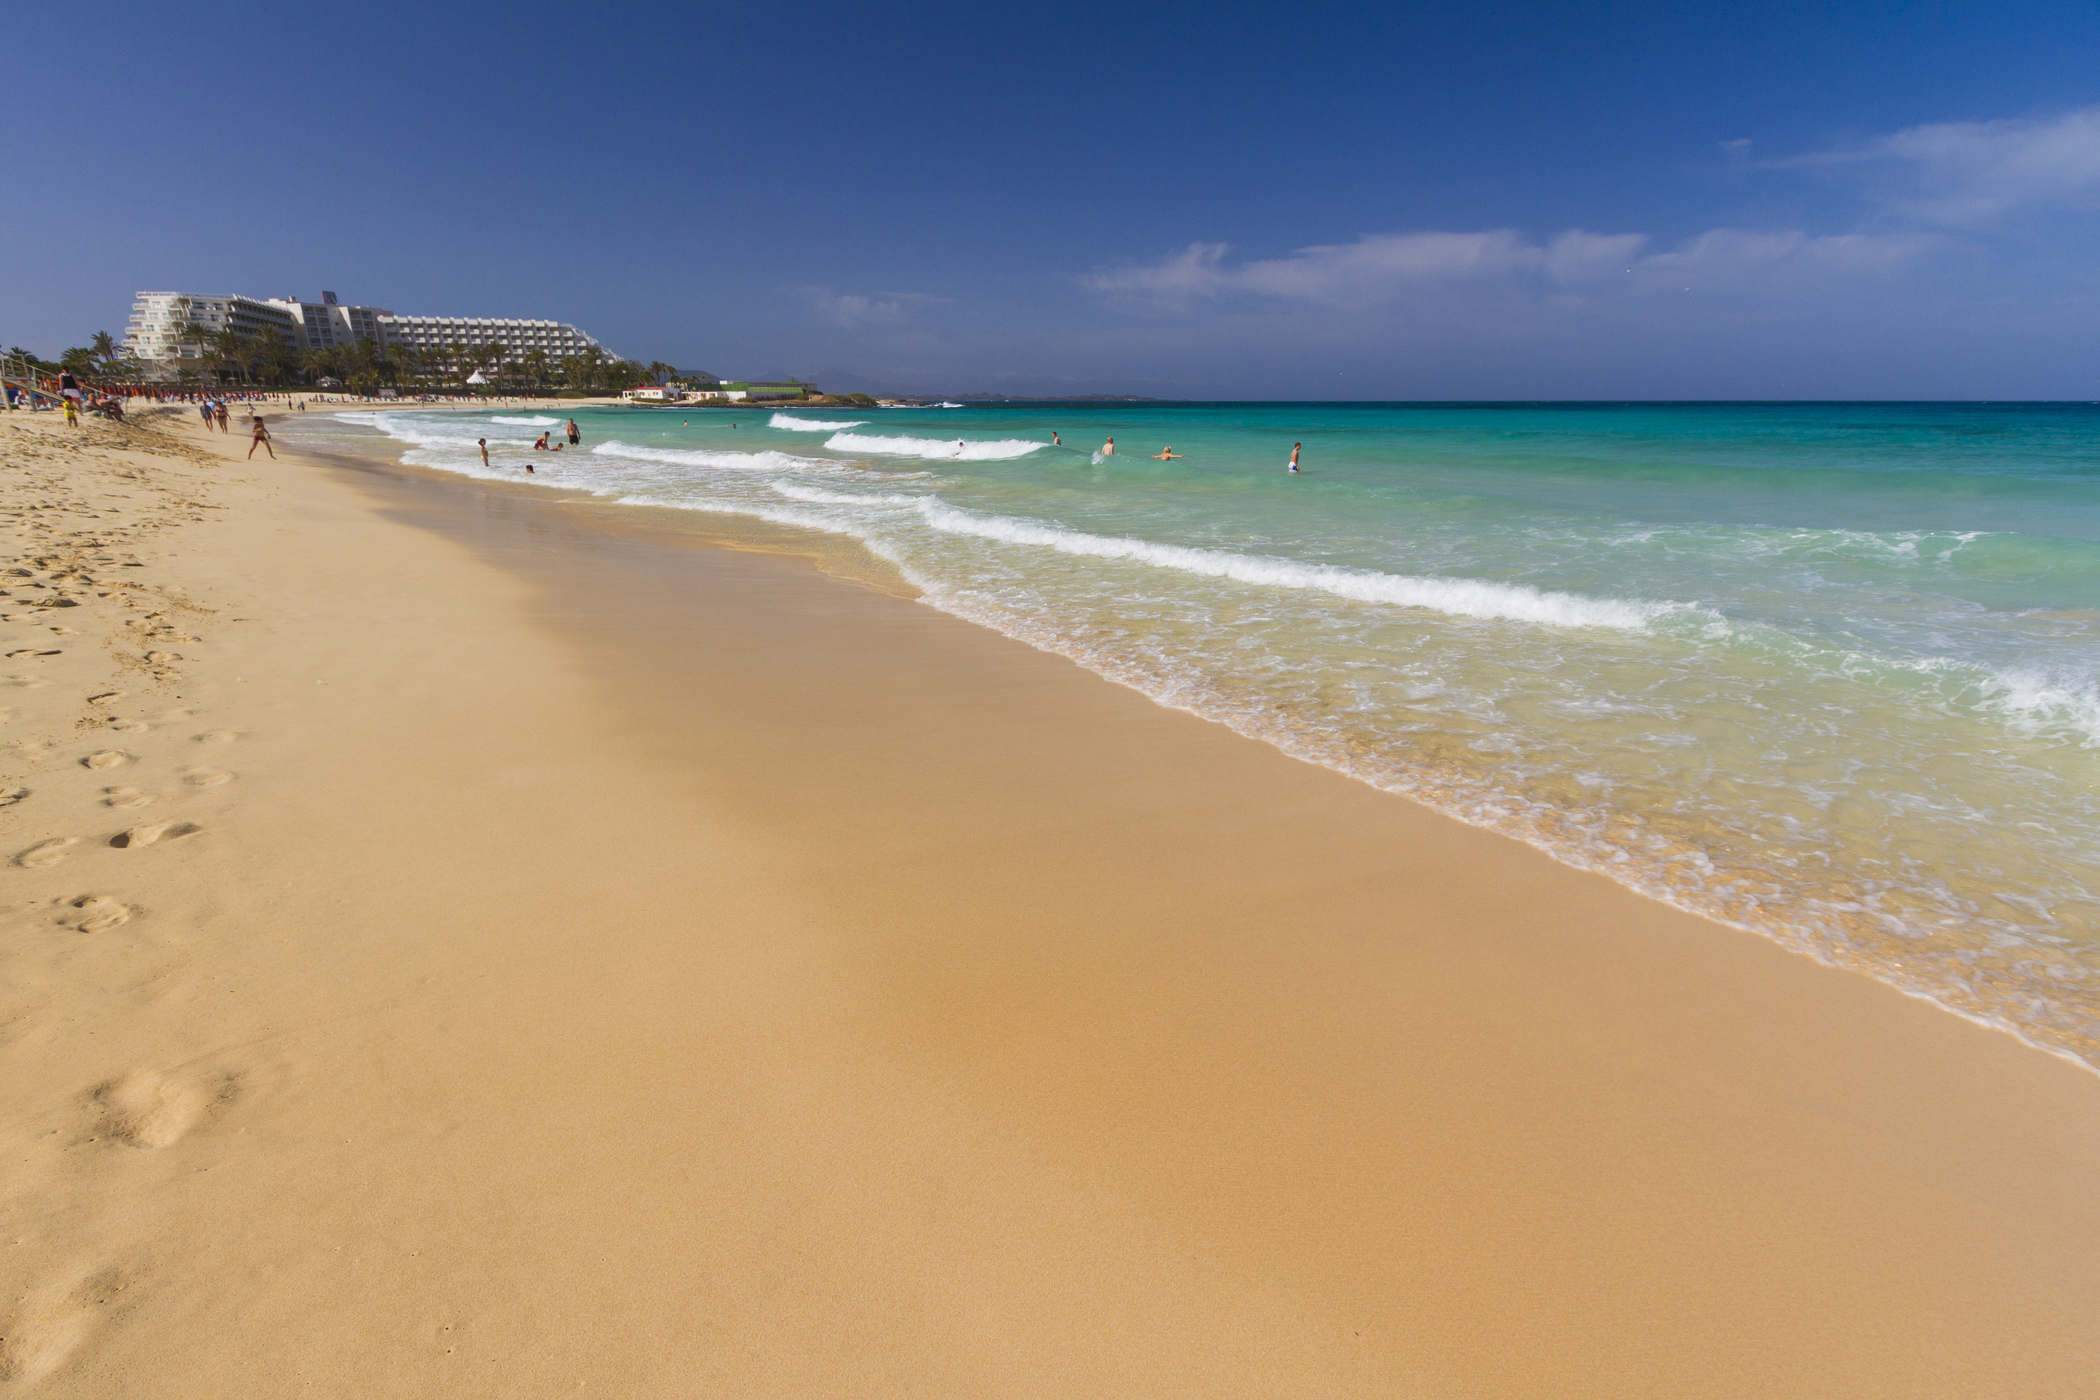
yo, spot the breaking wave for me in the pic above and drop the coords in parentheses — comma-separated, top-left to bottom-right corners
(769, 413, 867, 431)
(825, 431, 1044, 461)
(915, 503, 1702, 631)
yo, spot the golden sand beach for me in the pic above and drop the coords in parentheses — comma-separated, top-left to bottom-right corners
(3, 405, 2098, 1396)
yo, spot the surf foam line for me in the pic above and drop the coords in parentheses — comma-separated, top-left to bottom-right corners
(915, 503, 1704, 631)
(903, 576, 2100, 1084)
(769, 413, 867, 431)
(771, 483, 926, 509)
(590, 440, 835, 473)
(825, 431, 1043, 461)
(490, 414, 561, 426)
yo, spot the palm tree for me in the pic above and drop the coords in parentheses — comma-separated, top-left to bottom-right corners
(345, 338, 378, 388)
(210, 329, 262, 385)
(179, 321, 217, 380)
(89, 331, 119, 374)
(268, 339, 302, 387)
(521, 348, 550, 392)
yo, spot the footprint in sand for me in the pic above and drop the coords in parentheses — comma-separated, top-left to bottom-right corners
(15, 837, 78, 869)
(101, 786, 154, 809)
(0, 786, 27, 807)
(180, 768, 233, 789)
(81, 750, 131, 770)
(5, 647, 61, 658)
(0, 1266, 131, 1387)
(56, 895, 134, 933)
(86, 691, 123, 706)
(109, 821, 202, 850)
(105, 718, 149, 734)
(191, 729, 241, 746)
(89, 1068, 239, 1149)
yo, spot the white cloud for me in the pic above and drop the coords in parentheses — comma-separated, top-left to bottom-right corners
(1786, 104, 2100, 224)
(1083, 226, 1929, 309)
(803, 288, 945, 328)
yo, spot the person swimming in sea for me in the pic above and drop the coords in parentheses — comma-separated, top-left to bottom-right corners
(1153, 446, 1182, 460)
(1051, 430, 1061, 446)
(1101, 436, 1115, 457)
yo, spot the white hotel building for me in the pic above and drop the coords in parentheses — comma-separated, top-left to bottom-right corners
(123, 289, 617, 376)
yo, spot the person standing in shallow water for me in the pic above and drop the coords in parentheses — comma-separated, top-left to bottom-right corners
(1289, 442, 1302, 474)
(1102, 435, 1115, 457)
(566, 418, 581, 446)
(478, 438, 490, 469)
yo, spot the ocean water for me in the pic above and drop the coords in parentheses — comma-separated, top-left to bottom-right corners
(297, 402, 2100, 1070)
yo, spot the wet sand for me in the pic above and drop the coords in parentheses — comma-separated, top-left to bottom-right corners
(3, 405, 2097, 1396)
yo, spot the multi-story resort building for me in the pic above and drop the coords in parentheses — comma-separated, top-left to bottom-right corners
(373, 312, 611, 366)
(122, 289, 617, 377)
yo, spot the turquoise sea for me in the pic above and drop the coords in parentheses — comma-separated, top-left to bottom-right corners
(302, 402, 2100, 1070)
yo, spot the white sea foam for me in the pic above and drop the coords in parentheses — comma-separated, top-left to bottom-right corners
(589, 440, 827, 473)
(770, 483, 925, 509)
(825, 431, 1043, 461)
(769, 413, 867, 431)
(1971, 667, 2100, 747)
(915, 503, 1697, 631)
(490, 414, 561, 426)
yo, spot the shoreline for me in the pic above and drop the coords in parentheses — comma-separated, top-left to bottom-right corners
(314, 406, 2100, 1080)
(5, 406, 2099, 1394)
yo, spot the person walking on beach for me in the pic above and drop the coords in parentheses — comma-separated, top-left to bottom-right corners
(214, 401, 230, 433)
(62, 396, 79, 428)
(566, 418, 581, 446)
(247, 417, 274, 459)
(1288, 442, 1302, 474)
(198, 400, 215, 431)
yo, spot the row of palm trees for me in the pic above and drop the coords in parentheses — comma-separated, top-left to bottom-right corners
(40, 325, 685, 396)
(191, 327, 661, 396)
(21, 331, 145, 385)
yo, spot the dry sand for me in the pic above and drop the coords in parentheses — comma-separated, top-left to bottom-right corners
(2, 403, 2098, 1396)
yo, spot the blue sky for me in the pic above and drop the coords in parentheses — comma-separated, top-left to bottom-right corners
(10, 0, 2099, 397)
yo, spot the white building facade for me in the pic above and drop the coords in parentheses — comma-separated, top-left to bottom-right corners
(374, 313, 613, 369)
(124, 292, 299, 367)
(122, 289, 617, 377)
